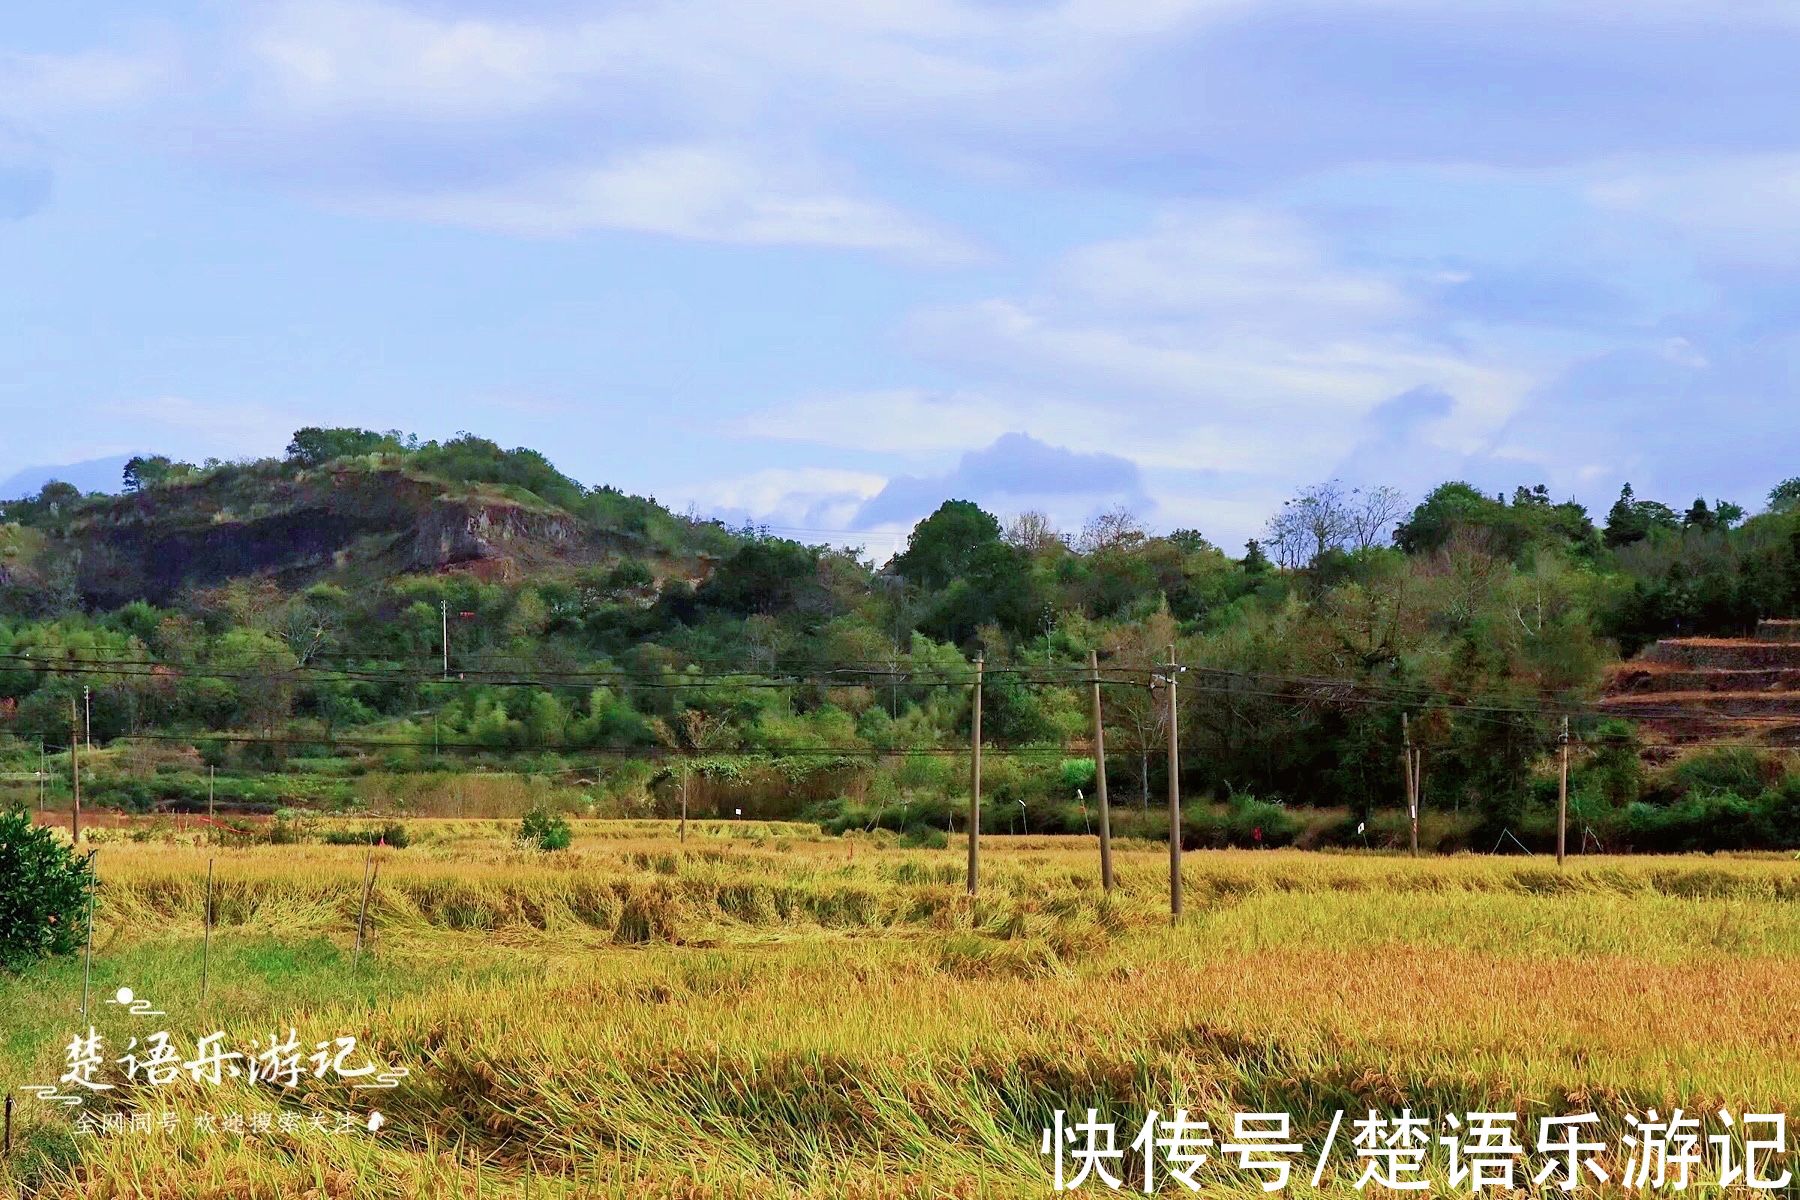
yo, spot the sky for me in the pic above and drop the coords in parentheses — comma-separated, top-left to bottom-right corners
(3, 1, 1798, 558)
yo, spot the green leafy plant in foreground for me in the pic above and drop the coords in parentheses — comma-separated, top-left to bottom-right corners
(0, 809, 93, 973)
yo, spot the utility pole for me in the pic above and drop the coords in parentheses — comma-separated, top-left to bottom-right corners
(679, 766, 688, 843)
(38, 738, 45, 812)
(83, 686, 92, 753)
(1403, 712, 1418, 857)
(208, 765, 215, 821)
(440, 600, 450, 680)
(967, 653, 984, 897)
(1556, 715, 1570, 866)
(1166, 646, 1181, 924)
(1089, 650, 1114, 892)
(70, 697, 81, 844)
(1413, 746, 1424, 848)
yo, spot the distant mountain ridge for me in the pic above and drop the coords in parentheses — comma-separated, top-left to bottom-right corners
(0, 456, 133, 500)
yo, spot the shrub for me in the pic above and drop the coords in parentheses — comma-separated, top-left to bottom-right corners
(1663, 747, 1771, 799)
(0, 809, 94, 973)
(519, 806, 572, 851)
(1059, 758, 1097, 793)
(322, 822, 410, 849)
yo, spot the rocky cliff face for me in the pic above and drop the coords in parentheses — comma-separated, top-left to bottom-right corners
(404, 500, 582, 572)
(55, 466, 600, 605)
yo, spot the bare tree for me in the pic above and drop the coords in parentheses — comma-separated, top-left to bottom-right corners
(1101, 607, 1177, 808)
(1004, 510, 1064, 553)
(1347, 484, 1407, 552)
(1079, 507, 1148, 554)
(1266, 481, 1351, 568)
(1266, 481, 1406, 566)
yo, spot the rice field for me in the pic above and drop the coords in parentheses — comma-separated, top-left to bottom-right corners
(3, 822, 1797, 1197)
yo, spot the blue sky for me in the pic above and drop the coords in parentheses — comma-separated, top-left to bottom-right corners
(3, 1, 1798, 556)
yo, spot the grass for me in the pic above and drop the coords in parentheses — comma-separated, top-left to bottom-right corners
(3, 821, 1797, 1196)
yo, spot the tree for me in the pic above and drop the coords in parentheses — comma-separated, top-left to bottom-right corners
(1004, 510, 1063, 553)
(1, 809, 93, 973)
(890, 500, 1004, 591)
(1267, 480, 1389, 567)
(1604, 484, 1680, 548)
(122, 455, 184, 493)
(1078, 507, 1147, 554)
(285, 427, 407, 468)
(1346, 485, 1407, 552)
(1769, 478, 1800, 513)
(698, 539, 823, 616)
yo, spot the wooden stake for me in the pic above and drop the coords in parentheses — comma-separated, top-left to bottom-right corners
(200, 857, 214, 1002)
(1166, 646, 1181, 923)
(1089, 650, 1114, 892)
(1556, 715, 1570, 866)
(967, 653, 984, 896)
(80, 871, 95, 1018)
(353, 848, 373, 964)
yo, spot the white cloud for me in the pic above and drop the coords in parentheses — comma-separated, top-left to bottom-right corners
(677, 466, 906, 551)
(1056, 207, 1411, 328)
(1586, 153, 1800, 265)
(905, 205, 1536, 471)
(731, 202, 1552, 544)
(0, 46, 172, 118)
(731, 388, 1079, 454)
(352, 143, 974, 259)
(242, 0, 1232, 123)
(683, 466, 886, 521)
(249, 0, 587, 119)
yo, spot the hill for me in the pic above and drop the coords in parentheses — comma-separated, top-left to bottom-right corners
(3, 434, 1800, 852)
(0, 435, 735, 610)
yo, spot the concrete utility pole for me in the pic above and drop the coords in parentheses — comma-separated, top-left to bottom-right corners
(679, 767, 688, 843)
(1166, 646, 1181, 923)
(208, 765, 215, 821)
(70, 697, 81, 844)
(1089, 650, 1114, 892)
(1556, 715, 1570, 866)
(967, 653, 984, 897)
(39, 738, 45, 811)
(83, 686, 92, 754)
(440, 600, 450, 680)
(1403, 712, 1418, 857)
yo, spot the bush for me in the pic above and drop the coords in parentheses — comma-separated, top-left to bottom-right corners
(518, 806, 572, 851)
(0, 809, 93, 973)
(322, 822, 410, 849)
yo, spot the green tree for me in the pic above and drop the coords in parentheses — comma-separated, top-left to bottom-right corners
(284, 427, 407, 468)
(1769, 478, 1800, 513)
(122, 455, 187, 492)
(891, 500, 1004, 591)
(1, 809, 93, 973)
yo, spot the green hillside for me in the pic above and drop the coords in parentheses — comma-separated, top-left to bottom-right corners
(3, 430, 1800, 852)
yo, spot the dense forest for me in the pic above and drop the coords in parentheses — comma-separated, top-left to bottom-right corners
(3, 428, 1799, 852)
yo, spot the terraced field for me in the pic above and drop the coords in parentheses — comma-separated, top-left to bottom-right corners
(1603, 619, 1800, 746)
